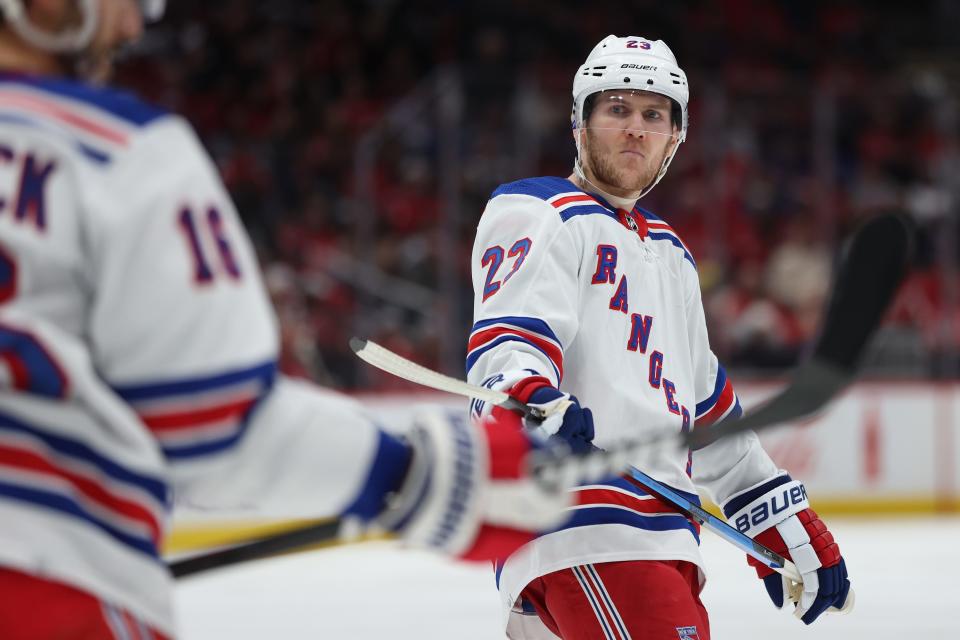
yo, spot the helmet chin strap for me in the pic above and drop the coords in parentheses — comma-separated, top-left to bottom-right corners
(573, 126, 675, 205)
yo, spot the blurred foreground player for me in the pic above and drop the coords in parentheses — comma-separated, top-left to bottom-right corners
(0, 1, 574, 638)
(467, 35, 852, 639)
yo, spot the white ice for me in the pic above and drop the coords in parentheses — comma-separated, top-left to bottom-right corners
(176, 516, 957, 639)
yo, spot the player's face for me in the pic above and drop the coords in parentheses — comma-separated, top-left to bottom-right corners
(26, 0, 145, 82)
(578, 90, 678, 198)
(80, 0, 145, 82)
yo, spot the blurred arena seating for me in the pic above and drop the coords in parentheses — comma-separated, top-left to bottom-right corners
(117, 0, 960, 388)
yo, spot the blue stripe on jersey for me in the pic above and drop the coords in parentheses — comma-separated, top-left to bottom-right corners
(0, 113, 112, 165)
(112, 360, 277, 402)
(519, 598, 538, 614)
(695, 366, 729, 417)
(605, 475, 702, 506)
(161, 426, 257, 460)
(728, 398, 743, 421)
(490, 176, 620, 226)
(0, 73, 168, 126)
(559, 506, 701, 542)
(489, 177, 697, 267)
(558, 204, 619, 223)
(493, 478, 701, 588)
(636, 206, 697, 269)
(647, 232, 696, 269)
(0, 410, 169, 505)
(471, 316, 562, 345)
(722, 473, 792, 518)
(490, 176, 575, 201)
(0, 480, 159, 559)
(465, 335, 560, 382)
(0, 326, 68, 398)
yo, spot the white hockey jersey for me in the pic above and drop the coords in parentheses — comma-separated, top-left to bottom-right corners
(0, 73, 395, 634)
(468, 176, 781, 619)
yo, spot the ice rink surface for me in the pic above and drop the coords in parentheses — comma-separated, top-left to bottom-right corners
(176, 516, 957, 638)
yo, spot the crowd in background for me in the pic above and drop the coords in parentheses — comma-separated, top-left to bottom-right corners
(117, 0, 960, 388)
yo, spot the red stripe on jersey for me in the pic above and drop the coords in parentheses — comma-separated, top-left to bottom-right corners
(0, 444, 161, 543)
(646, 221, 675, 231)
(574, 487, 684, 515)
(550, 194, 598, 209)
(647, 221, 692, 251)
(0, 351, 29, 391)
(696, 378, 736, 428)
(468, 326, 564, 380)
(120, 609, 143, 640)
(140, 397, 257, 432)
(0, 93, 129, 145)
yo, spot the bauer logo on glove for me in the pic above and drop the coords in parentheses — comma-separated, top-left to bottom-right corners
(723, 474, 854, 625)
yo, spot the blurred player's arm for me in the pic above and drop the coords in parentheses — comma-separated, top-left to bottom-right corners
(83, 117, 568, 559)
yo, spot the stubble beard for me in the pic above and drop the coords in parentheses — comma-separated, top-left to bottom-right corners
(582, 131, 671, 196)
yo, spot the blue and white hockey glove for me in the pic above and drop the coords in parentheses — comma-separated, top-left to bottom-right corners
(723, 475, 854, 624)
(358, 409, 573, 561)
(502, 376, 595, 454)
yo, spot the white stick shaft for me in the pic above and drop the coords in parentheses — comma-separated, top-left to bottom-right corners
(353, 338, 513, 406)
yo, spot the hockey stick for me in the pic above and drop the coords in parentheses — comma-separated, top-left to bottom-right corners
(350, 338, 802, 579)
(171, 520, 342, 578)
(349, 339, 865, 614)
(171, 213, 909, 581)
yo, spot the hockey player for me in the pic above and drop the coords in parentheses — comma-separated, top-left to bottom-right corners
(468, 35, 853, 639)
(0, 1, 577, 638)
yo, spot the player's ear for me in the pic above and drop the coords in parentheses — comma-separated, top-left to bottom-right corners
(665, 126, 679, 152)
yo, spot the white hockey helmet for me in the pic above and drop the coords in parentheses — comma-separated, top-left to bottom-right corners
(0, 0, 165, 53)
(573, 35, 689, 140)
(572, 35, 689, 198)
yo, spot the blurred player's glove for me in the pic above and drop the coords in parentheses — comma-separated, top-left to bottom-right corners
(723, 475, 854, 624)
(500, 376, 595, 454)
(377, 409, 572, 561)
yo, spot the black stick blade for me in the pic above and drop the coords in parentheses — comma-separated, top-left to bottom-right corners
(811, 212, 914, 372)
(687, 360, 851, 449)
(688, 212, 914, 449)
(171, 520, 342, 578)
